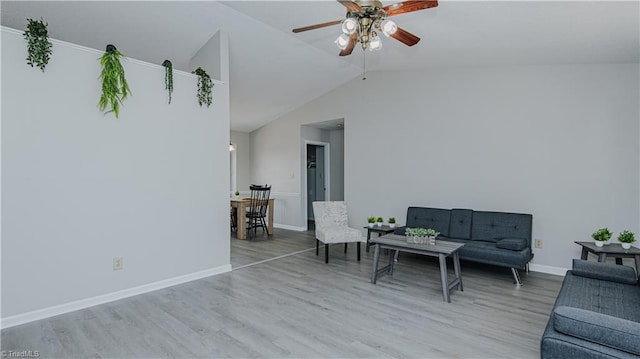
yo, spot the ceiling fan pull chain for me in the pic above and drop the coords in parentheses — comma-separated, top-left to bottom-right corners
(362, 51, 367, 80)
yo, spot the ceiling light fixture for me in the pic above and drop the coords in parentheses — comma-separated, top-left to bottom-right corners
(332, 1, 398, 52)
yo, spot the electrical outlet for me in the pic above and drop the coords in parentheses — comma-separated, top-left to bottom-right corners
(113, 257, 123, 271)
(534, 239, 543, 249)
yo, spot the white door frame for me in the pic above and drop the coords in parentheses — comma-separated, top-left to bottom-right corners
(304, 140, 330, 229)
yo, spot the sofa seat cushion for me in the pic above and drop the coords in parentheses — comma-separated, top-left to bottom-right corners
(554, 272, 640, 322)
(553, 306, 640, 355)
(496, 238, 528, 251)
(441, 238, 532, 269)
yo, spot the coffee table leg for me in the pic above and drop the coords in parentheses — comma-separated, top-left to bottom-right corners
(388, 249, 395, 275)
(439, 253, 450, 303)
(453, 252, 463, 292)
(371, 244, 381, 284)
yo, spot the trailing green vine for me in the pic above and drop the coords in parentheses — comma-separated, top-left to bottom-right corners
(162, 60, 173, 104)
(98, 44, 131, 118)
(192, 67, 213, 107)
(23, 18, 53, 72)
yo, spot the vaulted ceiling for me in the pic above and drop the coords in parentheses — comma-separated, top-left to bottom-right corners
(2, 1, 638, 132)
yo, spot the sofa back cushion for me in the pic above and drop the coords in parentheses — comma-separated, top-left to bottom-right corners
(406, 207, 450, 237)
(471, 211, 532, 243)
(448, 209, 473, 240)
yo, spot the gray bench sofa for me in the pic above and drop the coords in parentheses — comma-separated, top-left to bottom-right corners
(395, 207, 533, 284)
(541, 259, 640, 358)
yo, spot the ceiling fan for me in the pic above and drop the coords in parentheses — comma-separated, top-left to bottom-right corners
(292, 0, 438, 56)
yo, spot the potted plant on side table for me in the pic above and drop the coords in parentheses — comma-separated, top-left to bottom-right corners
(376, 217, 384, 227)
(618, 230, 636, 250)
(592, 227, 612, 247)
(388, 217, 396, 229)
(367, 217, 376, 228)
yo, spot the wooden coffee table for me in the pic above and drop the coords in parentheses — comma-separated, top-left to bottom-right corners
(575, 241, 640, 277)
(370, 234, 464, 303)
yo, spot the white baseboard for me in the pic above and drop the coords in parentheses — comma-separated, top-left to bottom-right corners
(274, 223, 307, 231)
(529, 264, 568, 277)
(1, 264, 232, 329)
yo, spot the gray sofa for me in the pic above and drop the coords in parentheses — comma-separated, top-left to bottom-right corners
(395, 207, 533, 284)
(541, 260, 640, 358)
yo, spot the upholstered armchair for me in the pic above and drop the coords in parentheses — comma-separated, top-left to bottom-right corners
(312, 201, 366, 263)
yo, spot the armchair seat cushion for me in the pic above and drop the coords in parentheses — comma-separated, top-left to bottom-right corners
(553, 306, 640, 355)
(317, 227, 364, 244)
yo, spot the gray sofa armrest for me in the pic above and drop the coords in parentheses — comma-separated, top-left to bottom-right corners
(553, 306, 640, 355)
(571, 259, 638, 285)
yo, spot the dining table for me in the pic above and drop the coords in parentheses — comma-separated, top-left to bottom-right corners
(230, 196, 275, 240)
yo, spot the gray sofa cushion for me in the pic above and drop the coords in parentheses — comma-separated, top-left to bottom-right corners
(571, 259, 638, 285)
(444, 238, 532, 270)
(554, 306, 640, 355)
(471, 211, 532, 243)
(496, 238, 527, 251)
(405, 207, 450, 237)
(448, 208, 472, 239)
(541, 266, 640, 359)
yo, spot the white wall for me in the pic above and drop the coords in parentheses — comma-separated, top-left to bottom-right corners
(230, 130, 251, 192)
(250, 64, 639, 270)
(1, 28, 231, 324)
(329, 129, 344, 201)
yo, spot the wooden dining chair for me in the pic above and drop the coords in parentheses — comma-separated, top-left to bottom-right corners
(246, 184, 272, 238)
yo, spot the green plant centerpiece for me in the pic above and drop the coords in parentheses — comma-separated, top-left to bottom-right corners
(406, 228, 440, 244)
(388, 217, 396, 228)
(376, 217, 384, 227)
(367, 216, 376, 227)
(23, 17, 53, 71)
(617, 230, 636, 249)
(162, 60, 173, 104)
(591, 227, 613, 247)
(98, 44, 131, 118)
(234, 190, 240, 196)
(192, 67, 213, 107)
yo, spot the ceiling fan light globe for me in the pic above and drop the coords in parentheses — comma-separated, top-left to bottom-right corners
(335, 34, 350, 50)
(381, 19, 397, 37)
(369, 35, 382, 51)
(342, 18, 358, 35)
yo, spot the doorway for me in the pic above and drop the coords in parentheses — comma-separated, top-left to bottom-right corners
(306, 143, 329, 230)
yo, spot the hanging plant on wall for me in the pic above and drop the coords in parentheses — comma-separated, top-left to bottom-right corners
(162, 60, 173, 104)
(98, 44, 131, 118)
(192, 67, 213, 107)
(23, 18, 53, 72)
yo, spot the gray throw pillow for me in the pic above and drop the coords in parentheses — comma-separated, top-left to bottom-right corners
(495, 238, 527, 251)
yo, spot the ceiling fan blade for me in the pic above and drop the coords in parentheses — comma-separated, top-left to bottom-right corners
(337, 0, 363, 12)
(339, 34, 357, 56)
(384, 0, 438, 17)
(390, 27, 421, 46)
(292, 20, 342, 33)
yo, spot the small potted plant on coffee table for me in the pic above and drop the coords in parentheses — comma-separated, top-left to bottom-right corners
(617, 230, 636, 250)
(388, 217, 396, 229)
(367, 216, 376, 228)
(376, 217, 384, 227)
(592, 227, 612, 247)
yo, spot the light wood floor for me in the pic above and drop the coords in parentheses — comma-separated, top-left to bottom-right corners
(2, 228, 564, 358)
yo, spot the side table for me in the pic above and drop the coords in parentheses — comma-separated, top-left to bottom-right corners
(575, 241, 640, 277)
(364, 225, 396, 252)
